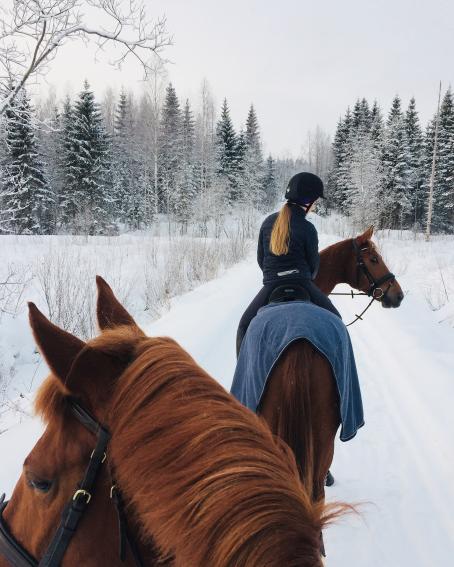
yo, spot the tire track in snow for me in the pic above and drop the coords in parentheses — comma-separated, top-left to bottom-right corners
(325, 289, 454, 566)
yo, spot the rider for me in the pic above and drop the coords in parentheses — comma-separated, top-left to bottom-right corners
(236, 171, 341, 355)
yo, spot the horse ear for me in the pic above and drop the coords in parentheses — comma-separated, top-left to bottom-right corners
(96, 275, 141, 332)
(28, 302, 85, 384)
(356, 226, 374, 245)
(30, 299, 134, 411)
(65, 345, 126, 410)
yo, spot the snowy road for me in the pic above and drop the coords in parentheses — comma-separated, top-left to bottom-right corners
(1, 245, 453, 566)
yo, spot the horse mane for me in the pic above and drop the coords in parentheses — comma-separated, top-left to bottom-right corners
(107, 333, 343, 566)
(33, 328, 347, 565)
(320, 236, 377, 257)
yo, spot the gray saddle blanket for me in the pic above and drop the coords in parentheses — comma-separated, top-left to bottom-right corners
(231, 301, 364, 442)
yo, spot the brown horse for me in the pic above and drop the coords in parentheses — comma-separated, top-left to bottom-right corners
(0, 276, 347, 567)
(258, 227, 403, 547)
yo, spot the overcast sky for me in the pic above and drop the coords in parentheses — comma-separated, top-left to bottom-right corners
(41, 0, 454, 157)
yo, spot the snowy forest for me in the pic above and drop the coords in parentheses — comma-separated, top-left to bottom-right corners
(0, 80, 308, 236)
(327, 91, 454, 234)
(1, 79, 453, 236)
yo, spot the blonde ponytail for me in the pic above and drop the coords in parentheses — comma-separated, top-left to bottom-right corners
(270, 203, 292, 255)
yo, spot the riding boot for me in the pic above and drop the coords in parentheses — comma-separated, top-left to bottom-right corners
(325, 470, 335, 486)
(236, 326, 246, 358)
(320, 531, 326, 557)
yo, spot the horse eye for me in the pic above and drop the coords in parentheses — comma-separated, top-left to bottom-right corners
(28, 478, 53, 493)
(370, 257, 379, 264)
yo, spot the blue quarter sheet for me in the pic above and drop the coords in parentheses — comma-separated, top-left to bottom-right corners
(231, 301, 364, 442)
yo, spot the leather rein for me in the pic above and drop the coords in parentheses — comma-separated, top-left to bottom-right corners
(0, 400, 143, 567)
(330, 239, 396, 327)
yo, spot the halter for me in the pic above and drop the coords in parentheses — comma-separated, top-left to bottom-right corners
(0, 400, 143, 567)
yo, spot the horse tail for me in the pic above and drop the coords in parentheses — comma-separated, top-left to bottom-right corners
(261, 339, 315, 499)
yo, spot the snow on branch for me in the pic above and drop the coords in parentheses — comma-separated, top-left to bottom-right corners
(0, 0, 171, 114)
(0, 264, 31, 318)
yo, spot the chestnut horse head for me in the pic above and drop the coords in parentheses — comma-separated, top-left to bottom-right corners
(1, 277, 346, 567)
(0, 278, 157, 567)
(316, 226, 404, 309)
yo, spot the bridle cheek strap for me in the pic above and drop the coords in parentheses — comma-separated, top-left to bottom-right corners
(352, 239, 395, 298)
(0, 493, 38, 567)
(38, 417, 110, 566)
(0, 401, 110, 567)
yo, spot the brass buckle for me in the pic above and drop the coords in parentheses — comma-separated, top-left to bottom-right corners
(73, 489, 91, 504)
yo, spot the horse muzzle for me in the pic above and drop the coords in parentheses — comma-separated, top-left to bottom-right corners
(381, 290, 404, 308)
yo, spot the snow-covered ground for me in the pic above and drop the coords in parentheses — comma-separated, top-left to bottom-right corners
(0, 223, 250, 427)
(0, 225, 453, 566)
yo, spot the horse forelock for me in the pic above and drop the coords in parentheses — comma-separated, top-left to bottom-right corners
(33, 326, 143, 424)
(88, 325, 145, 360)
(34, 375, 69, 425)
(362, 240, 379, 253)
(107, 336, 326, 566)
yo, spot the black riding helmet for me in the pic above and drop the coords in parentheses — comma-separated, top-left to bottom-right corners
(285, 172, 325, 206)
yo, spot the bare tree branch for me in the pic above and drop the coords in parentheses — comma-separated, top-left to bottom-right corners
(0, 0, 171, 114)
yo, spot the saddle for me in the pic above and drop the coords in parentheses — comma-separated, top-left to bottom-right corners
(268, 284, 310, 304)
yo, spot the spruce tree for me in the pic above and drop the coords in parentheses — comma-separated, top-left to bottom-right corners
(112, 89, 145, 229)
(381, 96, 411, 228)
(1, 88, 53, 234)
(177, 99, 197, 227)
(360, 98, 372, 130)
(438, 89, 454, 232)
(352, 98, 371, 134)
(59, 96, 77, 227)
(327, 116, 345, 208)
(263, 155, 278, 209)
(113, 89, 129, 222)
(336, 99, 384, 224)
(245, 104, 260, 148)
(404, 97, 424, 227)
(327, 108, 353, 211)
(235, 129, 247, 174)
(425, 88, 454, 232)
(158, 83, 183, 214)
(135, 92, 159, 222)
(241, 104, 265, 208)
(215, 98, 240, 204)
(65, 81, 113, 234)
(370, 100, 385, 150)
(38, 104, 62, 231)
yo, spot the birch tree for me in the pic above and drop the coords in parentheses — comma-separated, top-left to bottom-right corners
(0, 0, 170, 114)
(346, 134, 384, 230)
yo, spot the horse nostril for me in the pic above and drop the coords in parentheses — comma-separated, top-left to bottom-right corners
(397, 292, 404, 302)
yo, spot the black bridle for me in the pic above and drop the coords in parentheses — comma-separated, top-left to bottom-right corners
(330, 239, 396, 327)
(0, 400, 143, 567)
(352, 239, 395, 300)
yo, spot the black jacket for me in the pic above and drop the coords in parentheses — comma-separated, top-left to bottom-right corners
(257, 205, 320, 285)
